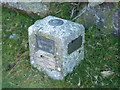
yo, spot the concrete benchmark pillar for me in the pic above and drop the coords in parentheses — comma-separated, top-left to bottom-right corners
(28, 16, 85, 80)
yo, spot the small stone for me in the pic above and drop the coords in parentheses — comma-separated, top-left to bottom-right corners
(101, 71, 114, 77)
(9, 34, 19, 40)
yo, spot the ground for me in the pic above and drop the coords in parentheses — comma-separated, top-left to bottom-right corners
(2, 6, 119, 88)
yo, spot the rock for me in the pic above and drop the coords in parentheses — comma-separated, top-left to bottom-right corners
(101, 71, 114, 77)
(88, 2, 104, 7)
(1, 2, 50, 17)
(88, 0, 105, 2)
(76, 2, 119, 35)
(9, 34, 19, 40)
(112, 8, 120, 37)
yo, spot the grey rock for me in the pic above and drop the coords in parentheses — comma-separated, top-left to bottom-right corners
(76, 3, 118, 34)
(1, 2, 49, 17)
(112, 8, 120, 37)
(9, 34, 19, 40)
(101, 71, 114, 77)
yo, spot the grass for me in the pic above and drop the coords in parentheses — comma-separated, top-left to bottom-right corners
(0, 5, 2, 90)
(2, 5, 119, 88)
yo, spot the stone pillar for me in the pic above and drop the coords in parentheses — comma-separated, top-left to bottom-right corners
(28, 16, 85, 80)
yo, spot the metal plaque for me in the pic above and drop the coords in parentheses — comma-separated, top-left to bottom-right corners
(35, 51, 56, 70)
(48, 19, 64, 26)
(68, 35, 82, 54)
(36, 35, 54, 54)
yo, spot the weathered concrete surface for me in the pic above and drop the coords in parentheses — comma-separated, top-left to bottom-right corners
(76, 2, 119, 35)
(28, 16, 85, 80)
(1, 2, 50, 17)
